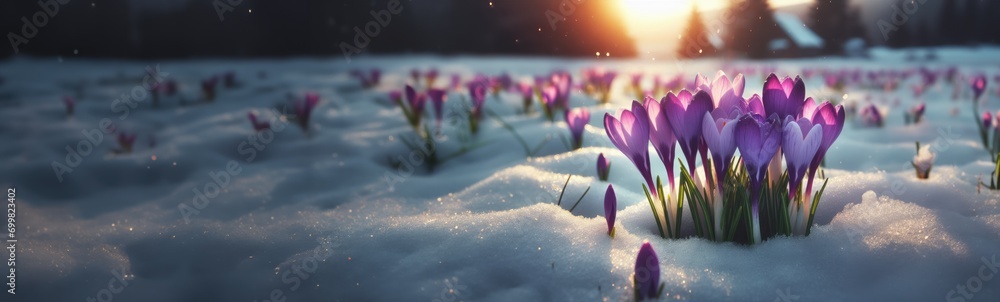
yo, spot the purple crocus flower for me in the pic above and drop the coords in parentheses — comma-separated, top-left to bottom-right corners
(604, 101, 656, 198)
(663, 90, 713, 174)
(404, 85, 428, 128)
(605, 184, 616, 236)
(388, 90, 402, 104)
(746, 94, 765, 116)
(202, 76, 218, 101)
(858, 103, 883, 127)
(294, 92, 320, 132)
(410, 68, 420, 84)
(782, 117, 823, 200)
(223, 71, 236, 88)
(467, 81, 487, 119)
(425, 68, 439, 87)
(597, 153, 610, 181)
(163, 79, 178, 96)
(351, 69, 381, 88)
(565, 108, 590, 150)
(762, 74, 806, 120)
(644, 96, 678, 187)
(117, 132, 137, 153)
(540, 86, 558, 121)
(450, 74, 462, 90)
(596, 71, 617, 103)
(518, 82, 534, 113)
(984, 112, 993, 130)
(63, 96, 75, 116)
(972, 75, 987, 101)
(735, 113, 782, 243)
(701, 112, 737, 192)
(630, 72, 643, 88)
(370, 69, 382, 87)
(803, 101, 845, 199)
(495, 73, 513, 92)
(551, 72, 573, 109)
(908, 102, 926, 124)
(247, 112, 271, 132)
(427, 88, 447, 130)
(706, 71, 745, 103)
(634, 242, 660, 300)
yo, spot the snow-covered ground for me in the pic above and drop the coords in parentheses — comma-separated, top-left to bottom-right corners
(2, 47, 1000, 301)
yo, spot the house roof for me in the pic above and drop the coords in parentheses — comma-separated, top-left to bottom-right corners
(773, 12, 824, 49)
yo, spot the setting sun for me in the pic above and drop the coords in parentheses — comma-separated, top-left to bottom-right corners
(618, 0, 690, 18)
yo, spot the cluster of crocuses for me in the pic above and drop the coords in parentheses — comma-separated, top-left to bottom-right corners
(580, 68, 617, 104)
(350, 68, 382, 89)
(970, 75, 999, 162)
(537, 71, 573, 121)
(604, 72, 844, 244)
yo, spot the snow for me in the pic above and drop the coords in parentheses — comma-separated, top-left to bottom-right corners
(2, 48, 1000, 301)
(773, 12, 824, 49)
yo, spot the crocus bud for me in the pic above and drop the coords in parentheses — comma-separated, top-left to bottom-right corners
(604, 184, 616, 236)
(634, 242, 660, 300)
(596, 153, 610, 181)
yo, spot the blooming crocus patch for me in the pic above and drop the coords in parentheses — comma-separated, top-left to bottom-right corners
(582, 68, 617, 104)
(399, 85, 428, 130)
(605, 72, 843, 244)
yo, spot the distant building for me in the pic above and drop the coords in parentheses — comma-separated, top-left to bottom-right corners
(768, 12, 824, 57)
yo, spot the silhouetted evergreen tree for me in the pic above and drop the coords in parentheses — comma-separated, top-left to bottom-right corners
(960, 0, 981, 43)
(725, 0, 779, 58)
(677, 5, 716, 59)
(940, 0, 961, 45)
(810, 0, 860, 54)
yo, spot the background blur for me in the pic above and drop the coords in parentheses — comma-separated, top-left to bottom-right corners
(1, 0, 998, 60)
